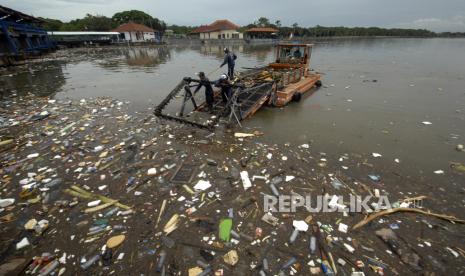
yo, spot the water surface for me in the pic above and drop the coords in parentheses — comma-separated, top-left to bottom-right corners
(1, 38, 464, 174)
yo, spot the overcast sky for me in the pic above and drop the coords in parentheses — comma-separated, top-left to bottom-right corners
(2, 0, 465, 32)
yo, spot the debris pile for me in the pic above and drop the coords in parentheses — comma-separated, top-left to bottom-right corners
(1, 94, 464, 275)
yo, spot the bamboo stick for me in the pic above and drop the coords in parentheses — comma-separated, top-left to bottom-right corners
(84, 201, 116, 213)
(155, 199, 167, 229)
(353, 207, 465, 230)
(69, 185, 132, 210)
(64, 188, 92, 199)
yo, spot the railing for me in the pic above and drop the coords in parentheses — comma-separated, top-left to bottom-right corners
(0, 19, 54, 57)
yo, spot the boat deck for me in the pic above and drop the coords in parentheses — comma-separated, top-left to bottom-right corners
(273, 71, 321, 107)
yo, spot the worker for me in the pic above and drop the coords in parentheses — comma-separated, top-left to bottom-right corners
(193, 72, 214, 112)
(220, 48, 237, 79)
(293, 48, 302, 58)
(216, 74, 233, 103)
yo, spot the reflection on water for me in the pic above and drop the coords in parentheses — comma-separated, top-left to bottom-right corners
(1, 39, 464, 174)
(0, 44, 276, 101)
(95, 47, 171, 70)
(199, 45, 244, 57)
(0, 62, 66, 99)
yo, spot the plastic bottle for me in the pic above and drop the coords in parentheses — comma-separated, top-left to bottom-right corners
(81, 254, 100, 270)
(240, 232, 254, 241)
(104, 207, 119, 217)
(39, 260, 59, 276)
(230, 230, 241, 239)
(102, 248, 112, 266)
(309, 236, 317, 254)
(262, 257, 269, 271)
(228, 208, 234, 218)
(289, 228, 299, 244)
(196, 260, 209, 269)
(321, 261, 335, 275)
(269, 183, 280, 197)
(280, 257, 297, 270)
(155, 250, 166, 272)
(112, 225, 125, 231)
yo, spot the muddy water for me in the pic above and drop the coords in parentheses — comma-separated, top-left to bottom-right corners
(1, 38, 464, 174)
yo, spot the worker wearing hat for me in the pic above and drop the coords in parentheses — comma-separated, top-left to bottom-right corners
(216, 73, 233, 103)
(220, 48, 237, 79)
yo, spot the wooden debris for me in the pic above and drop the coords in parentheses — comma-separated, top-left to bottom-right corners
(64, 185, 131, 210)
(163, 214, 180, 235)
(155, 199, 167, 229)
(353, 207, 465, 230)
(84, 201, 116, 213)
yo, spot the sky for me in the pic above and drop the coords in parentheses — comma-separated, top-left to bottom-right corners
(2, 0, 465, 32)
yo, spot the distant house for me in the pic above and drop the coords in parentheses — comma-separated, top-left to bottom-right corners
(112, 22, 159, 42)
(189, 19, 243, 40)
(244, 27, 279, 39)
(164, 29, 174, 37)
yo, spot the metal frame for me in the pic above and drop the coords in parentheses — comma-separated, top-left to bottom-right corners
(154, 78, 223, 130)
(154, 77, 274, 130)
(1, 19, 54, 58)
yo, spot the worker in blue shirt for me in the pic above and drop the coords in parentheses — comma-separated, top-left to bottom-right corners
(220, 48, 237, 79)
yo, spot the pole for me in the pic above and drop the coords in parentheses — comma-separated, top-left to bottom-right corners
(207, 67, 221, 77)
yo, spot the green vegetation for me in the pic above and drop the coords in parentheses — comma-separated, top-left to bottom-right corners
(166, 25, 196, 35)
(40, 14, 115, 31)
(112, 10, 166, 31)
(40, 13, 464, 38)
(239, 17, 464, 38)
(39, 10, 166, 32)
(279, 25, 437, 37)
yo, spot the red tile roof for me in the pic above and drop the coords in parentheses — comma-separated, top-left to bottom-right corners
(112, 22, 155, 33)
(245, 27, 279, 33)
(191, 19, 240, 34)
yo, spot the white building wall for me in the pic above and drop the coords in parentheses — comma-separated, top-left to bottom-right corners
(123, 32, 131, 41)
(122, 31, 154, 42)
(200, 30, 243, 40)
(143, 32, 155, 41)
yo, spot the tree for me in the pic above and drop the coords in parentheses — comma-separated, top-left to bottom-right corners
(292, 23, 299, 29)
(79, 14, 115, 31)
(39, 18, 63, 31)
(256, 17, 270, 27)
(112, 10, 152, 25)
(168, 24, 196, 34)
(52, 14, 115, 31)
(112, 10, 166, 32)
(275, 20, 281, 28)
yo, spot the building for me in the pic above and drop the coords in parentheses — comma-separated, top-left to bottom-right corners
(48, 31, 120, 47)
(164, 29, 174, 37)
(244, 27, 279, 39)
(0, 5, 54, 65)
(112, 22, 160, 43)
(189, 19, 243, 40)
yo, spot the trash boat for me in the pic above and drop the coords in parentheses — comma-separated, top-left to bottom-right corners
(155, 43, 322, 129)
